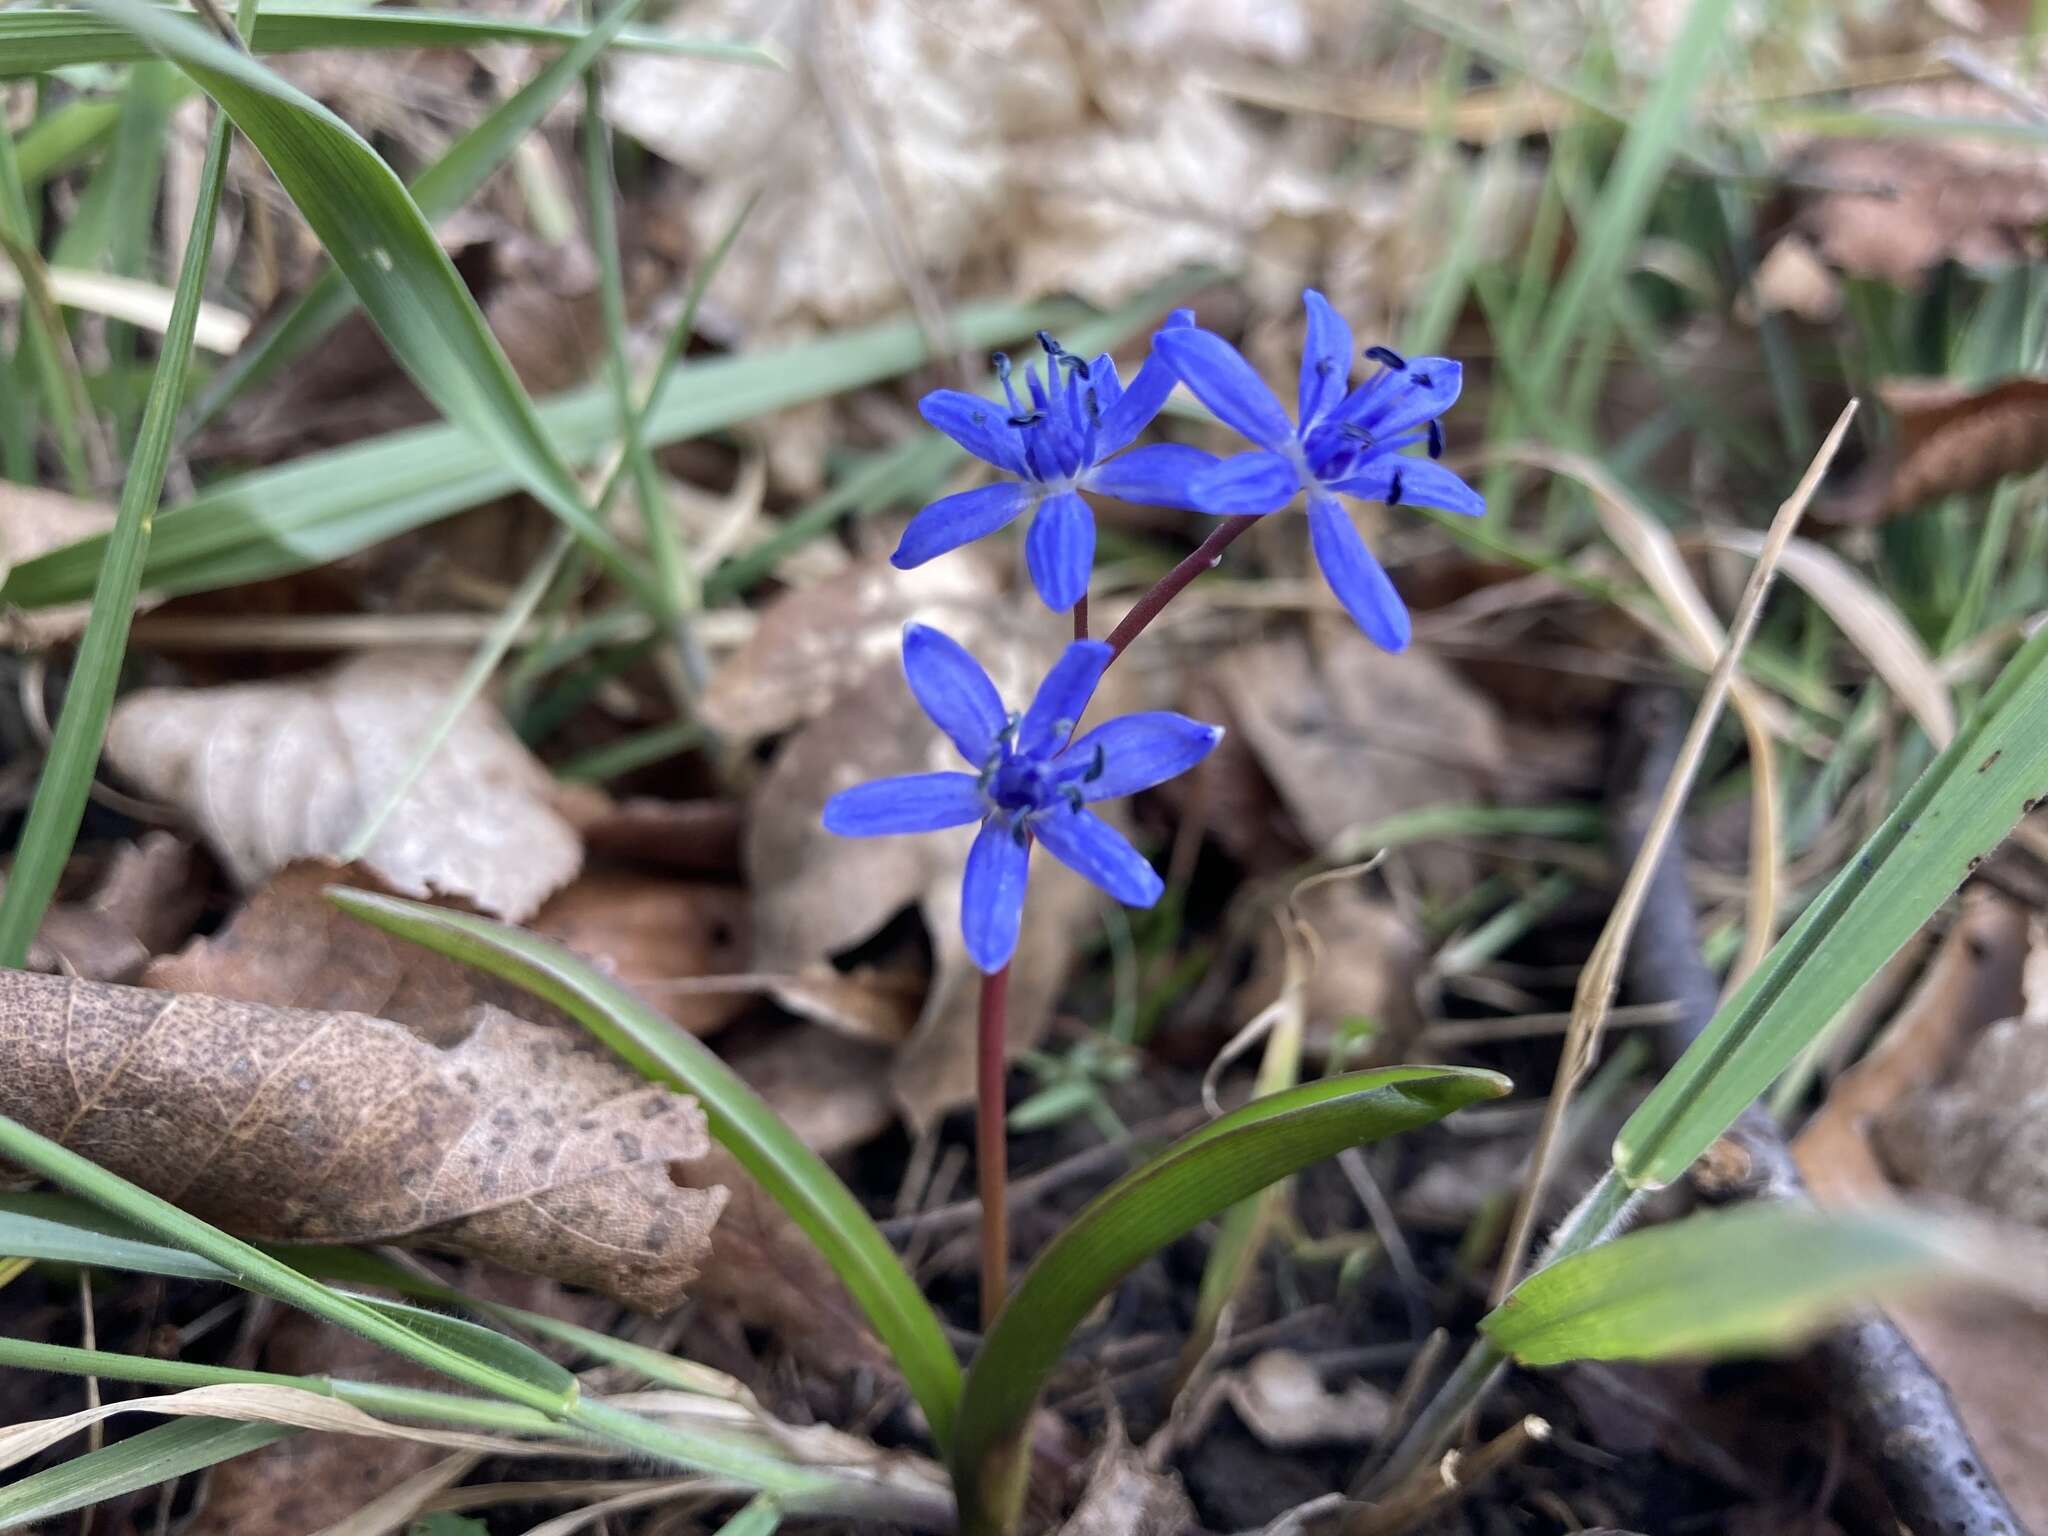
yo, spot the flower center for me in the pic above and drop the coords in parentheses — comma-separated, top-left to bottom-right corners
(993, 333, 1099, 484)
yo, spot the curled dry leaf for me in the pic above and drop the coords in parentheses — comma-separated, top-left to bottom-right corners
(1218, 1349, 1392, 1450)
(1059, 1428, 1197, 1536)
(105, 652, 582, 922)
(0, 966, 725, 1311)
(1820, 374, 2048, 526)
(1218, 632, 1505, 897)
(24, 832, 202, 983)
(1784, 78, 2048, 286)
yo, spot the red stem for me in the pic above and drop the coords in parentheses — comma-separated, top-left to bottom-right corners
(1103, 515, 1259, 658)
(1072, 594, 1089, 643)
(977, 963, 1011, 1331)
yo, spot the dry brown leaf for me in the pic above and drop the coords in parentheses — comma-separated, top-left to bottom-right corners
(1234, 879, 1423, 1064)
(1786, 78, 2048, 285)
(718, 1021, 896, 1156)
(1821, 374, 2048, 526)
(1219, 1349, 1391, 1450)
(0, 966, 724, 1311)
(0, 482, 128, 645)
(1218, 631, 1504, 897)
(563, 794, 744, 877)
(23, 832, 202, 983)
(105, 652, 582, 922)
(531, 871, 753, 1037)
(149, 864, 894, 1390)
(1738, 233, 1841, 324)
(1790, 894, 2048, 1533)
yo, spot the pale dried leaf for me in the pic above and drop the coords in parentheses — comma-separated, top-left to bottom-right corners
(105, 653, 582, 921)
(22, 834, 202, 983)
(1738, 233, 1841, 323)
(1219, 633, 1503, 897)
(0, 1383, 588, 1476)
(1234, 880, 1423, 1064)
(0, 482, 130, 645)
(0, 967, 724, 1310)
(1060, 1432, 1197, 1536)
(1223, 1349, 1392, 1449)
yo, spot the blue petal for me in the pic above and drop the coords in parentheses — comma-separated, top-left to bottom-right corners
(1035, 807, 1164, 908)
(1334, 455, 1485, 517)
(902, 623, 1009, 763)
(919, 389, 1025, 475)
(823, 773, 985, 835)
(1336, 357, 1463, 439)
(1307, 493, 1410, 653)
(1188, 450, 1302, 515)
(961, 818, 1030, 972)
(1298, 289, 1354, 428)
(1056, 712, 1222, 801)
(1093, 309, 1192, 457)
(1153, 327, 1296, 452)
(1082, 443, 1221, 511)
(1017, 639, 1114, 757)
(893, 481, 1033, 571)
(1024, 490, 1095, 612)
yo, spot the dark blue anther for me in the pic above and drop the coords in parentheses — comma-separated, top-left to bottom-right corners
(1364, 345, 1407, 370)
(1007, 411, 1044, 428)
(1388, 469, 1405, 505)
(1082, 744, 1106, 782)
(1428, 421, 1444, 459)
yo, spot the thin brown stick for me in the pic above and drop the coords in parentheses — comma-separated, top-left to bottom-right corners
(1343, 1416, 1551, 1536)
(977, 965, 1011, 1332)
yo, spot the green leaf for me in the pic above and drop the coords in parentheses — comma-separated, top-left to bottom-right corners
(186, 0, 668, 427)
(1480, 1203, 1999, 1367)
(0, 1190, 227, 1280)
(321, 887, 966, 1456)
(0, 2, 776, 77)
(1616, 621, 2048, 1188)
(348, 1295, 577, 1401)
(951, 1066, 1509, 1535)
(0, 1417, 295, 1530)
(0, 75, 233, 968)
(85, 0, 654, 605)
(2, 295, 1086, 608)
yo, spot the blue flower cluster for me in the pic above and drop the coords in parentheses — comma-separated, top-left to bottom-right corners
(894, 289, 1482, 652)
(833, 291, 1480, 968)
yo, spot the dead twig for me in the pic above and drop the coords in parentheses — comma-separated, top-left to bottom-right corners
(1612, 683, 2026, 1536)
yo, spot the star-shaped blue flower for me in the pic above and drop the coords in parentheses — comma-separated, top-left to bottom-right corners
(823, 624, 1223, 972)
(892, 314, 1219, 613)
(1154, 289, 1484, 652)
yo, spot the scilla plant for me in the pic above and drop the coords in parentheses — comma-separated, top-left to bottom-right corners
(337, 294, 1512, 1533)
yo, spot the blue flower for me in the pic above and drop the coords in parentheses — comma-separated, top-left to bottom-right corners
(823, 623, 1223, 972)
(893, 313, 1219, 613)
(1153, 289, 1483, 653)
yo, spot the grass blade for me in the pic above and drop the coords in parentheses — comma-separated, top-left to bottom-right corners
(320, 888, 966, 1456)
(0, 85, 235, 967)
(86, 0, 655, 605)
(952, 1066, 1509, 1535)
(0, 1417, 295, 1531)
(1480, 1203, 2017, 1367)
(5, 295, 1093, 608)
(185, 0, 669, 426)
(1616, 617, 2048, 1189)
(0, 3, 775, 77)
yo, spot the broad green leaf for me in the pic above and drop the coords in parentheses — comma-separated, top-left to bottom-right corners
(0, 1417, 295, 1530)
(349, 1295, 577, 1401)
(2, 295, 1091, 608)
(187, 0, 666, 426)
(1481, 1203, 2001, 1367)
(0, 76, 232, 967)
(321, 888, 965, 1456)
(1617, 621, 2048, 1188)
(0, 1190, 226, 1280)
(952, 1066, 1508, 1535)
(0, 2, 775, 77)
(85, 0, 654, 605)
